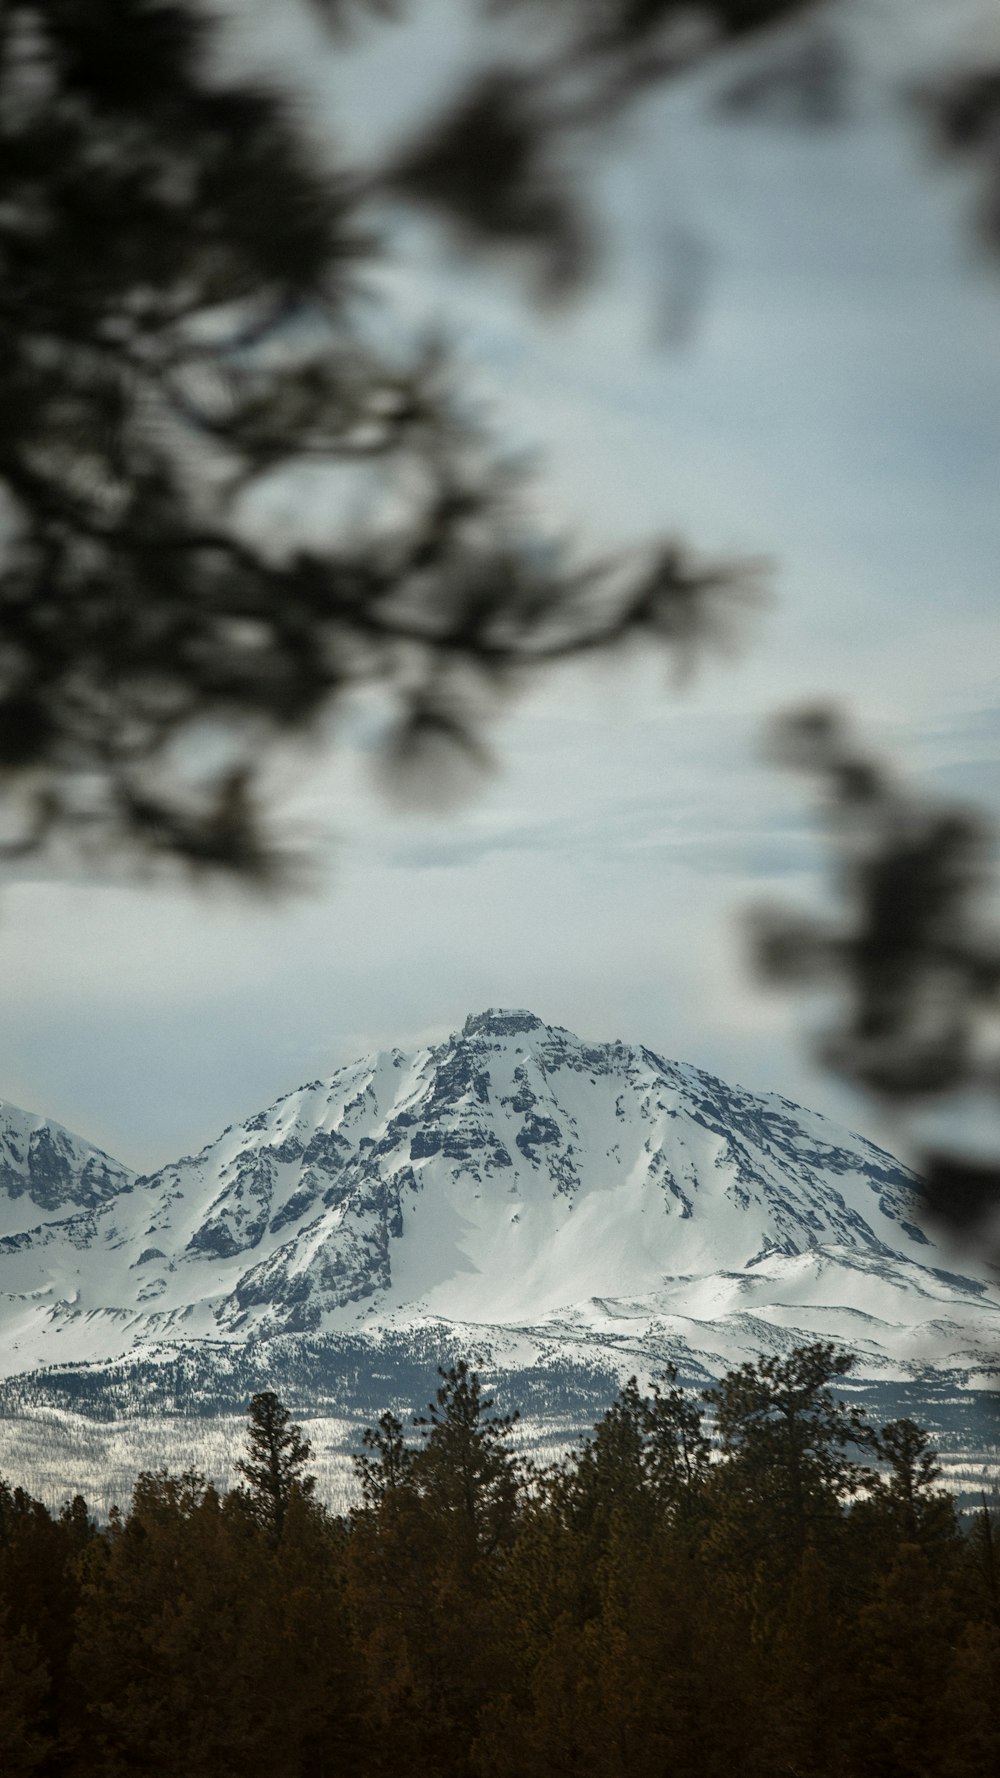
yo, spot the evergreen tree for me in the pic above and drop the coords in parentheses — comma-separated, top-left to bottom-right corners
(346, 1364, 525, 1778)
(939, 1617, 1000, 1778)
(853, 1542, 960, 1778)
(0, 1475, 91, 1773)
(72, 1465, 352, 1778)
(705, 1342, 875, 1564)
(968, 1495, 1000, 1626)
(763, 1544, 858, 1778)
(353, 1411, 416, 1511)
(6, 2, 998, 1228)
(235, 1391, 315, 1541)
(0, 0, 765, 884)
(869, 1417, 957, 1548)
(558, 1369, 709, 1560)
(0, 1353, 991, 1778)
(0, 1616, 49, 1777)
(411, 1361, 523, 1563)
(645, 1365, 712, 1507)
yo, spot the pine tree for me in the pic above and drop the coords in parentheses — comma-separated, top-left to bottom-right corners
(353, 1411, 416, 1511)
(854, 1542, 959, 1778)
(72, 1465, 351, 1778)
(870, 1418, 957, 1547)
(411, 1361, 523, 1564)
(969, 1495, 1000, 1625)
(346, 1363, 525, 1778)
(0, 1617, 49, 1777)
(565, 1368, 710, 1542)
(235, 1391, 315, 1541)
(701, 1337, 871, 1578)
(0, 0, 760, 884)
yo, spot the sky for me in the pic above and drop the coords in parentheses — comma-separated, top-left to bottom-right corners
(2, 0, 999, 1174)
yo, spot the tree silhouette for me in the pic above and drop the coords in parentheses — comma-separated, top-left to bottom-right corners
(412, 1361, 523, 1561)
(752, 706, 1000, 1259)
(235, 1391, 316, 1540)
(3, 0, 999, 1241)
(705, 1341, 873, 1556)
(353, 1410, 415, 1511)
(0, 0, 778, 884)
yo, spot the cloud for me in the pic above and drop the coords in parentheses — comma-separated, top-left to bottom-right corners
(2, 0, 998, 1174)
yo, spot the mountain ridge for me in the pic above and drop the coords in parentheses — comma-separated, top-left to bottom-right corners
(0, 1010, 996, 1444)
(0, 1099, 134, 1228)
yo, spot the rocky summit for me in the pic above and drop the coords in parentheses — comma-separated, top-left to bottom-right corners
(0, 1012, 997, 1447)
(0, 1101, 134, 1222)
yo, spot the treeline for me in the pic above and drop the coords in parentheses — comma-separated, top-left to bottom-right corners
(1, 1344, 998, 1777)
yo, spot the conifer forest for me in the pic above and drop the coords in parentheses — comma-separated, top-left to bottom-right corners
(1, 1346, 998, 1777)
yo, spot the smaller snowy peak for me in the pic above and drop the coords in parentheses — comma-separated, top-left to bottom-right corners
(0, 1100, 134, 1221)
(462, 1009, 545, 1039)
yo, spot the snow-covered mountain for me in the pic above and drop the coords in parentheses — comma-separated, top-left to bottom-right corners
(0, 1101, 134, 1227)
(1, 1011, 997, 1433)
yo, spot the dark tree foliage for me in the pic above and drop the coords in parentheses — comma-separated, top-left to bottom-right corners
(346, 1364, 526, 1775)
(352, 1361, 524, 1555)
(751, 707, 1000, 1260)
(727, 41, 1000, 1262)
(558, 1365, 710, 1543)
(411, 1360, 523, 1557)
(929, 59, 1000, 261)
(353, 1408, 415, 1509)
(3, 0, 998, 1241)
(866, 1417, 958, 1549)
(235, 1389, 316, 1539)
(72, 1464, 354, 1778)
(1, 1347, 998, 1778)
(0, 0, 788, 884)
(705, 1341, 873, 1559)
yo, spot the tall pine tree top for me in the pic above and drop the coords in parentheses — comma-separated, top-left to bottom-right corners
(236, 1391, 315, 1541)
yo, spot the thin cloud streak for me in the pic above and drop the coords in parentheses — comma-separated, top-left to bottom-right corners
(0, 0, 997, 1174)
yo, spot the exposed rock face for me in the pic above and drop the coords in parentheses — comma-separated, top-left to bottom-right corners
(0, 1014, 996, 1419)
(0, 1103, 134, 1219)
(462, 1009, 544, 1039)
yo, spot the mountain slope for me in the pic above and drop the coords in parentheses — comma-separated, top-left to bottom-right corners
(0, 1100, 134, 1228)
(0, 1010, 996, 1407)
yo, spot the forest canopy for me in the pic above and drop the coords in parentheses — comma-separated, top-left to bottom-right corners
(0, 1348, 998, 1777)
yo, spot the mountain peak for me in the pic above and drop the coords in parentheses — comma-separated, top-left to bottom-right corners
(461, 1008, 545, 1039)
(0, 1097, 134, 1221)
(1, 1031, 996, 1495)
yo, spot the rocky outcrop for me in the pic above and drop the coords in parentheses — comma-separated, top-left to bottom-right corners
(0, 1104, 133, 1217)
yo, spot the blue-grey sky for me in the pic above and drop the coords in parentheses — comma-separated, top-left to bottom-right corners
(1, 0, 998, 1172)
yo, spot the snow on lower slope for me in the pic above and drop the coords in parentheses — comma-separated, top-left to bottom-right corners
(0, 1009, 997, 1388)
